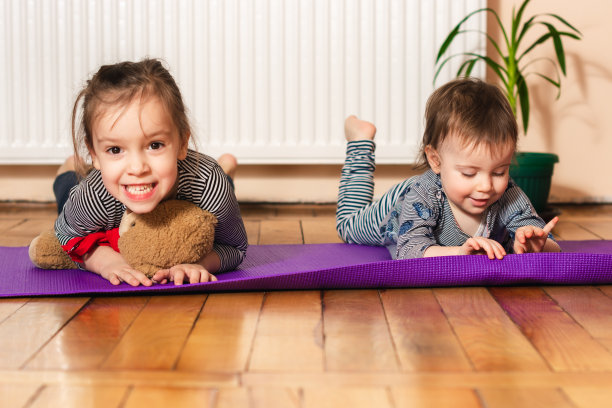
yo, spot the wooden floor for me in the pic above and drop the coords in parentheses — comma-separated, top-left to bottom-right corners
(1, 203, 612, 407)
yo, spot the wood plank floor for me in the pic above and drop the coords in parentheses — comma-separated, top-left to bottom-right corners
(1, 202, 612, 407)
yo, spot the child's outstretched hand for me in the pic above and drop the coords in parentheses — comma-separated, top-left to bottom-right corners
(84, 245, 153, 287)
(100, 264, 153, 287)
(152, 264, 218, 286)
(460, 237, 507, 260)
(513, 216, 559, 254)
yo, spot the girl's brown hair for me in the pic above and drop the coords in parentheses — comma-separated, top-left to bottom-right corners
(416, 77, 518, 168)
(71, 58, 191, 176)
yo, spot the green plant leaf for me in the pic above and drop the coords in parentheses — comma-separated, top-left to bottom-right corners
(450, 29, 509, 67)
(436, 27, 462, 63)
(434, 31, 507, 85)
(517, 74, 530, 134)
(519, 31, 581, 62)
(544, 13, 583, 36)
(433, 0, 582, 136)
(435, 53, 509, 87)
(434, 54, 456, 84)
(541, 23, 566, 75)
(490, 8, 511, 57)
(535, 73, 562, 98)
(436, 8, 509, 64)
(512, 0, 530, 45)
(436, 8, 487, 63)
(468, 53, 509, 82)
(517, 15, 536, 45)
(456, 58, 479, 77)
(435, 51, 514, 97)
(535, 73, 560, 88)
(520, 32, 552, 58)
(558, 32, 581, 40)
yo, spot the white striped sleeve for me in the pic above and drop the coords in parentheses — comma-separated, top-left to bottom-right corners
(177, 151, 248, 272)
(54, 170, 124, 246)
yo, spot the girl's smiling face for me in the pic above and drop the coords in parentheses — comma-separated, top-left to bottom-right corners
(89, 95, 188, 214)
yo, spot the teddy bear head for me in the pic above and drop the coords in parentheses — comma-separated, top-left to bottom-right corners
(118, 200, 217, 277)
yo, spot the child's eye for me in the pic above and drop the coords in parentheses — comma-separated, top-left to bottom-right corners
(107, 146, 122, 155)
(461, 172, 475, 178)
(493, 171, 507, 177)
(149, 142, 164, 150)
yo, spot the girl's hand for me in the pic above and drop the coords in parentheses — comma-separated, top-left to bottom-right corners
(513, 216, 559, 254)
(84, 245, 153, 287)
(460, 237, 507, 260)
(152, 264, 218, 286)
(99, 263, 153, 287)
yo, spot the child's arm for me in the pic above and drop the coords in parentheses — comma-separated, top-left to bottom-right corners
(83, 245, 153, 286)
(186, 159, 249, 272)
(513, 216, 561, 254)
(394, 178, 443, 259)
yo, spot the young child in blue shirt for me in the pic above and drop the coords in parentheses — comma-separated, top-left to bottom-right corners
(336, 78, 560, 260)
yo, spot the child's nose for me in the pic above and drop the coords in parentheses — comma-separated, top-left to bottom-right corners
(127, 152, 150, 174)
(477, 175, 493, 191)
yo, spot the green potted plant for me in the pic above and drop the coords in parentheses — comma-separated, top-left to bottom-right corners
(434, 0, 581, 215)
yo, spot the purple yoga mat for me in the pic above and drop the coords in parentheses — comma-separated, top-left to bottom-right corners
(2, 241, 612, 297)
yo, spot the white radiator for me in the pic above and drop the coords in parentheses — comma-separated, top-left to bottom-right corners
(0, 0, 485, 164)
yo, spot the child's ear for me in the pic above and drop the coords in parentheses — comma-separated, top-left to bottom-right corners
(425, 145, 441, 174)
(178, 133, 189, 160)
(88, 147, 101, 170)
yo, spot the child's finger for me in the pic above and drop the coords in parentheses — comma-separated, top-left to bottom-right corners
(513, 236, 527, 254)
(466, 238, 480, 252)
(153, 274, 169, 285)
(109, 274, 121, 286)
(116, 270, 142, 287)
(173, 270, 186, 286)
(131, 271, 153, 287)
(486, 240, 504, 259)
(493, 241, 506, 259)
(542, 216, 559, 234)
(199, 272, 217, 283)
(479, 240, 496, 260)
(188, 270, 202, 284)
(515, 229, 526, 244)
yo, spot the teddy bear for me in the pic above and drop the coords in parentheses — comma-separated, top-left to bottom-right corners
(28, 199, 217, 278)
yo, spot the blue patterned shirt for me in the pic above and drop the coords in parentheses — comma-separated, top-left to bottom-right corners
(380, 169, 550, 259)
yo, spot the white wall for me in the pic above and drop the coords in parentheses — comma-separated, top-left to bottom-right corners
(1, 1, 610, 204)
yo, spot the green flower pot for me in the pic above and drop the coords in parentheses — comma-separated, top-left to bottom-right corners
(510, 152, 559, 215)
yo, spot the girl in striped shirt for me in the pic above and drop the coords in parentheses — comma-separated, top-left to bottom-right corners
(336, 78, 560, 260)
(54, 58, 247, 286)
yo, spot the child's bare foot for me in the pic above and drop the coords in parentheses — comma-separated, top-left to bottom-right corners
(56, 155, 76, 176)
(344, 115, 377, 142)
(217, 153, 238, 179)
